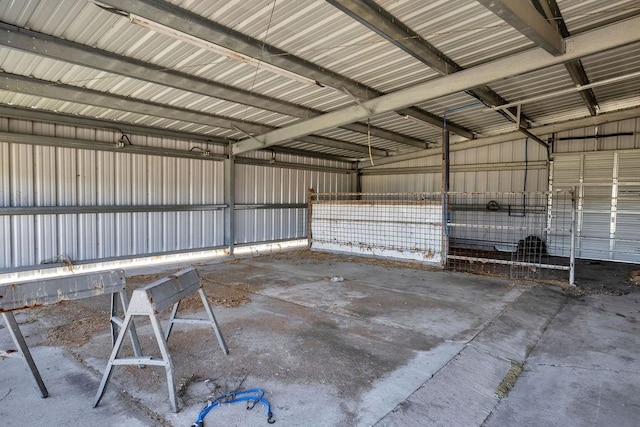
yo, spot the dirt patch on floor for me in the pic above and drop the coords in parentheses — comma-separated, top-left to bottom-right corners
(121, 270, 252, 311)
(41, 301, 110, 347)
(175, 277, 251, 310)
(630, 270, 640, 286)
(250, 249, 441, 271)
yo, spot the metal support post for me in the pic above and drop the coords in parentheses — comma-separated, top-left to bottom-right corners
(569, 187, 577, 286)
(350, 166, 361, 194)
(224, 149, 236, 255)
(441, 128, 451, 266)
(307, 188, 316, 249)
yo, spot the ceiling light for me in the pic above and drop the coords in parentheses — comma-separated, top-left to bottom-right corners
(128, 14, 317, 87)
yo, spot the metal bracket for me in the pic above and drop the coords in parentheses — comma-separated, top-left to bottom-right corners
(94, 268, 228, 413)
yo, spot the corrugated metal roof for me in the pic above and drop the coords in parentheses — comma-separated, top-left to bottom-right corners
(559, 0, 640, 34)
(0, 0, 638, 162)
(168, 0, 438, 92)
(377, 0, 534, 68)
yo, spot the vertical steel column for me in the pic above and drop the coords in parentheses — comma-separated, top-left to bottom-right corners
(224, 149, 235, 254)
(569, 187, 577, 286)
(440, 102, 479, 267)
(610, 153, 619, 259)
(307, 188, 316, 249)
(442, 128, 450, 266)
(350, 166, 361, 194)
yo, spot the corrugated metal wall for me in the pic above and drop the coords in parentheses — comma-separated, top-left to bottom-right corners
(0, 118, 352, 270)
(550, 116, 640, 262)
(362, 138, 549, 193)
(234, 163, 351, 244)
(1, 140, 225, 269)
(552, 117, 640, 153)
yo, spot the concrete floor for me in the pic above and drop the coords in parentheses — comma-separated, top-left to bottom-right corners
(1, 250, 639, 426)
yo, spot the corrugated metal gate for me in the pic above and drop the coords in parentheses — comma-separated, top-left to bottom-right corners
(552, 149, 640, 262)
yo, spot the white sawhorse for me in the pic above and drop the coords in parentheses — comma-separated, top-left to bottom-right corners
(93, 267, 228, 412)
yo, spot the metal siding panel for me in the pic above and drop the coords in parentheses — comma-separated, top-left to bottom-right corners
(552, 154, 581, 185)
(618, 152, 640, 182)
(583, 152, 614, 183)
(11, 215, 35, 267)
(234, 162, 346, 243)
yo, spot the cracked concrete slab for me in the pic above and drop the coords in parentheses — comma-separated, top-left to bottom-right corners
(486, 293, 640, 427)
(1, 251, 638, 426)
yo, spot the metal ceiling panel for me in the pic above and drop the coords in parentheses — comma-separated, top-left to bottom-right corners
(487, 64, 588, 124)
(0, 0, 639, 161)
(581, 42, 640, 113)
(368, 112, 444, 143)
(167, 0, 437, 92)
(376, 0, 534, 68)
(558, 0, 640, 34)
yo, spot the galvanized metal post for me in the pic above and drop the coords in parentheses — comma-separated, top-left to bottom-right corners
(224, 148, 235, 255)
(441, 128, 450, 266)
(307, 188, 316, 249)
(569, 187, 577, 286)
(350, 165, 361, 193)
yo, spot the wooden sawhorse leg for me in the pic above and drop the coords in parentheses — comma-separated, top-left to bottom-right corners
(2, 312, 49, 398)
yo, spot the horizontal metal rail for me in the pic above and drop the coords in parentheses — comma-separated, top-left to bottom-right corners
(447, 255, 570, 270)
(313, 217, 442, 227)
(235, 203, 307, 210)
(0, 204, 227, 215)
(449, 223, 572, 233)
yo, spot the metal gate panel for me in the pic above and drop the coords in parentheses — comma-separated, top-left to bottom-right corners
(582, 152, 615, 183)
(618, 152, 640, 182)
(553, 149, 640, 263)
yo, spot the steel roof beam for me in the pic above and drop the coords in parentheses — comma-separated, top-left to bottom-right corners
(0, 22, 420, 149)
(0, 105, 354, 162)
(0, 105, 229, 144)
(477, 0, 565, 56)
(360, 105, 640, 167)
(98, 0, 473, 139)
(537, 0, 600, 116)
(0, 72, 386, 157)
(327, 0, 461, 75)
(327, 0, 546, 146)
(231, 15, 640, 154)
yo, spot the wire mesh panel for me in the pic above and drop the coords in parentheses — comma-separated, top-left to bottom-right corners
(309, 192, 443, 263)
(446, 191, 575, 281)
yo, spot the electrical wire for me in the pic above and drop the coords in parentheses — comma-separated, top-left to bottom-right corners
(243, 0, 278, 122)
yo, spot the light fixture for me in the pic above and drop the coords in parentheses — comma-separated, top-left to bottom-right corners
(128, 14, 317, 87)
